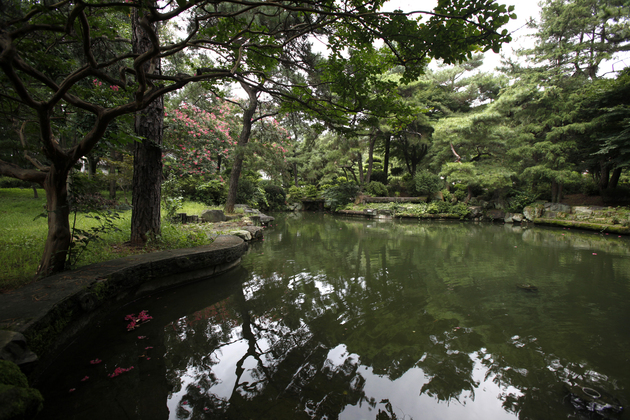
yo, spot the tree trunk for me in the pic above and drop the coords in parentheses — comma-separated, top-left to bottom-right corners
(551, 179, 563, 203)
(609, 167, 622, 189)
(465, 185, 472, 203)
(598, 161, 610, 191)
(383, 134, 390, 184)
(38, 166, 71, 277)
(357, 152, 364, 187)
(225, 82, 258, 214)
(32, 185, 38, 199)
(130, 3, 164, 246)
(365, 135, 376, 185)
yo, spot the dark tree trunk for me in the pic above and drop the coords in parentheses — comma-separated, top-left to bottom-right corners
(551, 179, 563, 203)
(130, 3, 164, 245)
(217, 154, 222, 172)
(357, 152, 364, 187)
(38, 165, 71, 277)
(598, 162, 610, 191)
(365, 135, 376, 184)
(383, 135, 390, 184)
(225, 82, 258, 214)
(32, 184, 38, 198)
(609, 167, 622, 189)
(87, 155, 99, 178)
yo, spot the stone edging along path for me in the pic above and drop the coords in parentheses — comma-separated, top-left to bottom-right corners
(0, 234, 249, 380)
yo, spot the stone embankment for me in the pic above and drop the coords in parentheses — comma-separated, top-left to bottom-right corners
(339, 201, 630, 235)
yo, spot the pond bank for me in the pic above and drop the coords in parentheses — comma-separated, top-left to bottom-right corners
(0, 235, 249, 384)
(337, 202, 630, 235)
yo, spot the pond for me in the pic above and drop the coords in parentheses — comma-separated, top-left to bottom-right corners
(34, 213, 630, 420)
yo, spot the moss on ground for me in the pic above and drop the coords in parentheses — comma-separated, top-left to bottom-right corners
(0, 360, 44, 420)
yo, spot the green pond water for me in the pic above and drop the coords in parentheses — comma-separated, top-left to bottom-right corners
(34, 213, 630, 420)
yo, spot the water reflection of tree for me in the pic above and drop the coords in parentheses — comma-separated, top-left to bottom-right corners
(164, 214, 630, 419)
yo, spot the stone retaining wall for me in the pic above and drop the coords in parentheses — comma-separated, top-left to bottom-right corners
(0, 235, 248, 381)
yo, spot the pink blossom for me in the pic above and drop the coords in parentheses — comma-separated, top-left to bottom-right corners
(110, 85, 120, 91)
(90, 358, 102, 365)
(69, 388, 76, 393)
(108, 366, 134, 378)
(81, 376, 89, 382)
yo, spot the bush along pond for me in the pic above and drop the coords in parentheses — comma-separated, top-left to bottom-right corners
(30, 213, 629, 420)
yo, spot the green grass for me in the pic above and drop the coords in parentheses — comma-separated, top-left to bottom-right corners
(0, 188, 220, 292)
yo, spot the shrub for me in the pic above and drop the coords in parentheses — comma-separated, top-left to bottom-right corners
(427, 200, 452, 214)
(237, 177, 268, 209)
(370, 170, 387, 184)
(452, 184, 468, 201)
(196, 180, 227, 205)
(302, 184, 319, 199)
(0, 176, 33, 189)
(262, 184, 286, 211)
(414, 170, 441, 196)
(288, 185, 303, 200)
(365, 181, 388, 197)
(387, 178, 406, 197)
(505, 190, 539, 213)
(322, 182, 360, 211)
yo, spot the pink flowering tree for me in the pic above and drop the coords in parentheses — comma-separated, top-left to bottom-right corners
(163, 100, 239, 179)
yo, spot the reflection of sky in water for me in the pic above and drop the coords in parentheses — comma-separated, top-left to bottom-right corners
(167, 331, 523, 420)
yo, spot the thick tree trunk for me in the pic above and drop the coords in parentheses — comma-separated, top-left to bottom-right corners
(38, 166, 71, 277)
(383, 135, 391, 184)
(225, 82, 258, 214)
(609, 167, 622, 189)
(357, 152, 364, 187)
(130, 4, 163, 245)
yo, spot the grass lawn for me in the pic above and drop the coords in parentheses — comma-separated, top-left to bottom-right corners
(0, 188, 221, 292)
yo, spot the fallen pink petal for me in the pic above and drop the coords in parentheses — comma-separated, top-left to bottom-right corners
(108, 366, 135, 378)
(592, 253, 597, 255)
(89, 358, 102, 365)
(81, 376, 89, 382)
(69, 388, 76, 393)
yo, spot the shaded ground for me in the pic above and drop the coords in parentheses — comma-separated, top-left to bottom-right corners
(561, 194, 605, 207)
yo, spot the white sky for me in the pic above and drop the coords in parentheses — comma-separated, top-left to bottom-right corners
(382, 0, 540, 73)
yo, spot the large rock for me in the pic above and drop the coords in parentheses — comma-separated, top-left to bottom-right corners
(259, 214, 275, 225)
(230, 230, 252, 241)
(0, 331, 37, 368)
(200, 209, 226, 222)
(468, 206, 483, 218)
(486, 209, 505, 221)
(242, 226, 264, 240)
(523, 204, 544, 221)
